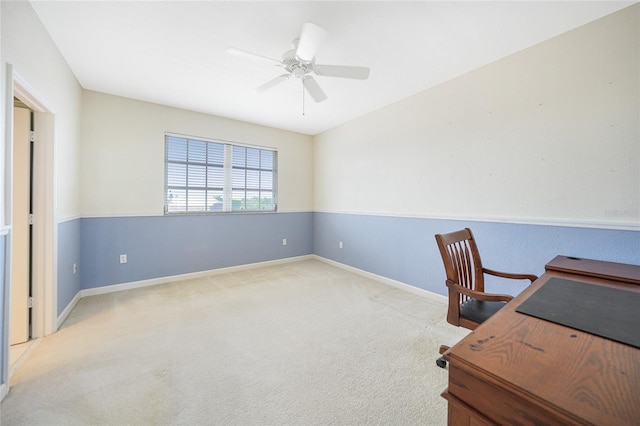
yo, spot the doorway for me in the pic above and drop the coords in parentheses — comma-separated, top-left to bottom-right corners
(10, 99, 33, 346)
(2, 70, 57, 397)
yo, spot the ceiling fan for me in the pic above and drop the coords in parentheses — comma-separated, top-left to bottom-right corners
(226, 23, 370, 105)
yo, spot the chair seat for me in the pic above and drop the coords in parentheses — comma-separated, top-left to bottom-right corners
(460, 299, 507, 324)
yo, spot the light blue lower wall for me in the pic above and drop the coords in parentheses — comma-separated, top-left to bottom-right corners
(313, 212, 640, 297)
(60, 211, 638, 312)
(80, 212, 313, 289)
(0, 235, 6, 386)
(58, 220, 81, 315)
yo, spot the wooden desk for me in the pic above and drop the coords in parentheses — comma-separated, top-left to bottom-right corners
(442, 257, 640, 425)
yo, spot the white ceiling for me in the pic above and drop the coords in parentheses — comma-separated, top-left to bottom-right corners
(30, 1, 633, 136)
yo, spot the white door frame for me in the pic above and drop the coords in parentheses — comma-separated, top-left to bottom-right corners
(1, 65, 57, 397)
(13, 73, 57, 339)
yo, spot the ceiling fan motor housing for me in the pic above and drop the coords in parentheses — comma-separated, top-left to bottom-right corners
(283, 48, 314, 78)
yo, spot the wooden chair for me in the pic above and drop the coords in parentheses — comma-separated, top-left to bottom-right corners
(434, 228, 537, 368)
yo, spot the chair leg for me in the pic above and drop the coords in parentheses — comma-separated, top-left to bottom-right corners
(436, 345, 450, 369)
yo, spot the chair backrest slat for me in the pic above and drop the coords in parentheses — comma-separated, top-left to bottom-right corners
(435, 228, 484, 296)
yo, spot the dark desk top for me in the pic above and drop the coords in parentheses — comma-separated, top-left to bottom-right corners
(516, 277, 640, 348)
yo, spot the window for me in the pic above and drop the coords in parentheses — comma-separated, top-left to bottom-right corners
(165, 133, 277, 214)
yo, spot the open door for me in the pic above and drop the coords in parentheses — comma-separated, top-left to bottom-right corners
(10, 103, 32, 345)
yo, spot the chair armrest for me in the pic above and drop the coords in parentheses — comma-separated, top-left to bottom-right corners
(483, 268, 538, 282)
(446, 280, 513, 303)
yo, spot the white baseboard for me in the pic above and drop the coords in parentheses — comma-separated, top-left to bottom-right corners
(1, 382, 7, 401)
(57, 291, 82, 330)
(312, 255, 447, 304)
(62, 254, 442, 330)
(79, 255, 314, 298)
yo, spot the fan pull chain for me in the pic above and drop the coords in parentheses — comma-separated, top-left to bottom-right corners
(302, 79, 305, 116)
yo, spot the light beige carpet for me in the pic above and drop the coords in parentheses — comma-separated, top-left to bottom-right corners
(1, 259, 467, 425)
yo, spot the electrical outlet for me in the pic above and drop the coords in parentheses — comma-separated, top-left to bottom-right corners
(339, 241, 343, 249)
(282, 238, 287, 246)
(120, 254, 127, 264)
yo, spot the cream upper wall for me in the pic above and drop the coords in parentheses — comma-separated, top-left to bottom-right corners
(314, 4, 639, 229)
(1, 0, 82, 221)
(80, 91, 313, 217)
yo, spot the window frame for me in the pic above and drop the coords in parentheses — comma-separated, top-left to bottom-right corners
(164, 132, 277, 215)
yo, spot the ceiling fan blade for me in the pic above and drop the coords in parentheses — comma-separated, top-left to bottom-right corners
(295, 23, 327, 63)
(225, 47, 281, 65)
(303, 76, 327, 102)
(314, 64, 370, 80)
(254, 74, 290, 93)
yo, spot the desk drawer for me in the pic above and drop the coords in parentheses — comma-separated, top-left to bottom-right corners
(448, 364, 585, 426)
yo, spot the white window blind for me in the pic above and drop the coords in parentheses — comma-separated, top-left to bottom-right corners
(165, 134, 277, 214)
